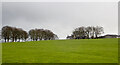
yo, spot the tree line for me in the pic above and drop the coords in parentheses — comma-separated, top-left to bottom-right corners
(2, 26, 58, 42)
(29, 29, 58, 41)
(67, 26, 104, 39)
(1, 26, 104, 42)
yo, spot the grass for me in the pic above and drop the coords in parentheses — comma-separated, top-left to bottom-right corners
(0, 43, 2, 65)
(2, 38, 118, 63)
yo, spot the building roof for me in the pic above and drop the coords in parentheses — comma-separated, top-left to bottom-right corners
(105, 34, 118, 37)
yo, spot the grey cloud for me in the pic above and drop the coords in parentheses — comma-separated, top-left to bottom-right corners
(2, 2, 118, 39)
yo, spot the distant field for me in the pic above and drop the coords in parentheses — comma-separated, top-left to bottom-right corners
(2, 38, 118, 63)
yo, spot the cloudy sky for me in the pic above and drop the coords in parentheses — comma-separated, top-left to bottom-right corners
(1, 0, 119, 2)
(2, 2, 118, 39)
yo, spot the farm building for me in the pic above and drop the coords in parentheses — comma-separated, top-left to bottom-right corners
(98, 34, 118, 38)
(117, 35, 120, 38)
(104, 35, 118, 38)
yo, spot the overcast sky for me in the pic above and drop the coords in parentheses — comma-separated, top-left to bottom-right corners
(2, 2, 118, 39)
(1, 0, 119, 2)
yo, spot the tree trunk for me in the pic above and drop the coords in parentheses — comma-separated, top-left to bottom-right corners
(96, 35, 98, 39)
(5, 38, 6, 42)
(36, 39, 37, 41)
(12, 38, 14, 42)
(19, 38, 20, 42)
(7, 38, 9, 42)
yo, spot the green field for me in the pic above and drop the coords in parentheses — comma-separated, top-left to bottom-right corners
(2, 38, 118, 63)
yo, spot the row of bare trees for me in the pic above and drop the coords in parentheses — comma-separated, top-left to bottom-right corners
(2, 26, 58, 42)
(29, 29, 58, 41)
(2, 26, 28, 42)
(67, 26, 104, 39)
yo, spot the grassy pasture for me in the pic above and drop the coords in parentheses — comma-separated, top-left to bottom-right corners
(2, 38, 118, 63)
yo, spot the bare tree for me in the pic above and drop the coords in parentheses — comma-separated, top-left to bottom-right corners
(22, 31, 28, 41)
(72, 27, 86, 39)
(85, 26, 92, 39)
(94, 26, 104, 38)
(29, 29, 35, 41)
(2, 26, 12, 42)
(69, 26, 104, 39)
